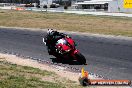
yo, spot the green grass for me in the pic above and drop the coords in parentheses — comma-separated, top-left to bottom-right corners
(0, 61, 55, 76)
(0, 60, 81, 88)
(0, 75, 64, 88)
(0, 10, 132, 36)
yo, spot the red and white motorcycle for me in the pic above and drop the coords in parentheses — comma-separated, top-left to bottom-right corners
(43, 36, 86, 65)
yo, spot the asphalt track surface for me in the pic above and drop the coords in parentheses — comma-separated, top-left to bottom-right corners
(0, 28, 132, 80)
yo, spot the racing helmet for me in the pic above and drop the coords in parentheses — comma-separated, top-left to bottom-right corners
(47, 29, 54, 35)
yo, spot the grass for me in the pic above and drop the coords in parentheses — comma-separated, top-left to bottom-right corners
(0, 10, 132, 36)
(0, 75, 63, 88)
(0, 60, 82, 88)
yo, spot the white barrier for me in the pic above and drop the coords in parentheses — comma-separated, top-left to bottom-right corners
(0, 6, 12, 10)
(0, 6, 25, 11)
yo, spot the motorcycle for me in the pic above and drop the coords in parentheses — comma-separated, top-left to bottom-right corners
(43, 36, 86, 65)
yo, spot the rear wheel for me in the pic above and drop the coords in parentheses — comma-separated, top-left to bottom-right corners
(75, 52, 86, 65)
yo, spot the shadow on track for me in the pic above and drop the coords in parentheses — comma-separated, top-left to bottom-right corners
(50, 57, 86, 65)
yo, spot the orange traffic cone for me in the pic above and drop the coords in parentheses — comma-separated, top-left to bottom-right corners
(79, 67, 90, 86)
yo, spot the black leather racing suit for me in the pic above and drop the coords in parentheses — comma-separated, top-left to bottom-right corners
(44, 31, 67, 54)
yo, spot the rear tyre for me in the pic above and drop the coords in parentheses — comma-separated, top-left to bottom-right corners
(75, 52, 86, 65)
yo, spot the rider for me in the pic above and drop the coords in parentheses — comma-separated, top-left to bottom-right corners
(44, 29, 69, 54)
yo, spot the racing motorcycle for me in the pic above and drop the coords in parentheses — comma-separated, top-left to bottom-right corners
(43, 36, 86, 65)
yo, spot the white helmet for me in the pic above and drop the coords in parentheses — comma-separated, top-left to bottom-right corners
(47, 29, 54, 35)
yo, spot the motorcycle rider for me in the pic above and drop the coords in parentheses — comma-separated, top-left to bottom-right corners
(44, 29, 69, 54)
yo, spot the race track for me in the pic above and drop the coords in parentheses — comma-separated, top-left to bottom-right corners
(0, 28, 132, 80)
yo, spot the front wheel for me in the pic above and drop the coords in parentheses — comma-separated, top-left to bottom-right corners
(75, 52, 86, 65)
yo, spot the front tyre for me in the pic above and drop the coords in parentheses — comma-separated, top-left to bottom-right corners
(75, 52, 86, 65)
